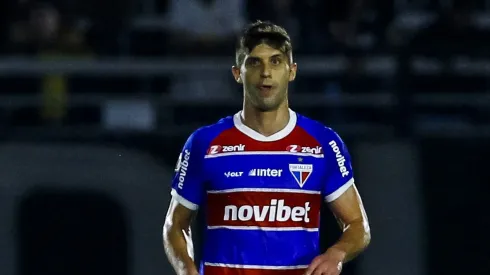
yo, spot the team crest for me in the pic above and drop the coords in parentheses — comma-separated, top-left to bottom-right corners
(289, 164, 313, 188)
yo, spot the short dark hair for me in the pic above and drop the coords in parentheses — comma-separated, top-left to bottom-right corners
(235, 20, 293, 67)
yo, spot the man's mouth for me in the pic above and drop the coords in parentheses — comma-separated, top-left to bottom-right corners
(258, 84, 274, 93)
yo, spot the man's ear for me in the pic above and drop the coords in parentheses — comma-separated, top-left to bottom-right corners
(289, 62, 298, 82)
(231, 66, 242, 83)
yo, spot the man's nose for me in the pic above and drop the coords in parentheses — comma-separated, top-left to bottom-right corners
(260, 64, 272, 78)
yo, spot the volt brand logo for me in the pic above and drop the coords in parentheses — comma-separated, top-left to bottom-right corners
(328, 140, 349, 177)
(207, 144, 245, 155)
(286, 145, 323, 154)
(289, 164, 313, 188)
(248, 168, 283, 177)
(224, 171, 243, 178)
(177, 149, 191, 189)
(223, 199, 311, 222)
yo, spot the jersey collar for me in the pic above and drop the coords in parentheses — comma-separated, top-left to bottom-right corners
(233, 109, 297, 142)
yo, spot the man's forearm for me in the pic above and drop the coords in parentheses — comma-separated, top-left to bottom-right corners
(331, 219, 371, 263)
(163, 225, 198, 275)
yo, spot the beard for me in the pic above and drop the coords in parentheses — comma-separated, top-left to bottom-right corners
(246, 87, 287, 112)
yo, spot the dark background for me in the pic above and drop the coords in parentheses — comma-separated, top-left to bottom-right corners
(0, 0, 489, 275)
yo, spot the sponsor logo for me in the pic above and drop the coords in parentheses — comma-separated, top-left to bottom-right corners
(223, 199, 311, 222)
(248, 168, 283, 177)
(174, 153, 182, 172)
(289, 164, 313, 188)
(207, 144, 245, 155)
(177, 149, 191, 189)
(224, 171, 243, 178)
(286, 145, 323, 154)
(328, 140, 349, 177)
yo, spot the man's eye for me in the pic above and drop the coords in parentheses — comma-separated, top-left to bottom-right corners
(271, 58, 281, 65)
(246, 59, 260, 66)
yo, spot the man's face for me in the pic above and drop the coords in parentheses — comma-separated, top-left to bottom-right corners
(232, 43, 297, 111)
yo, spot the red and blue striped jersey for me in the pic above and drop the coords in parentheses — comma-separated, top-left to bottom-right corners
(171, 109, 355, 275)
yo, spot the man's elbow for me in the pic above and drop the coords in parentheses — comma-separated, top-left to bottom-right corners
(162, 218, 192, 245)
(162, 221, 171, 244)
(349, 218, 371, 250)
(361, 221, 371, 249)
(363, 230, 371, 249)
(162, 218, 177, 244)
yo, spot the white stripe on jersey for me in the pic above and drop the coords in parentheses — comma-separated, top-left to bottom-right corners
(207, 188, 321, 194)
(171, 189, 199, 210)
(324, 178, 355, 202)
(207, 225, 319, 232)
(204, 151, 324, 159)
(204, 262, 308, 270)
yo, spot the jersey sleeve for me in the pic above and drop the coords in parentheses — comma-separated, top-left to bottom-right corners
(170, 130, 207, 210)
(322, 130, 355, 202)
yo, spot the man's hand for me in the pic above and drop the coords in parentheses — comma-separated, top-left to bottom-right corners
(304, 247, 346, 275)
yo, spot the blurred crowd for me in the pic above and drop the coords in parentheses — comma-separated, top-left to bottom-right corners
(0, 0, 489, 127)
(1, 0, 489, 56)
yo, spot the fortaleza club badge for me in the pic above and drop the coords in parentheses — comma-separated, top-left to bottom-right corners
(289, 164, 313, 188)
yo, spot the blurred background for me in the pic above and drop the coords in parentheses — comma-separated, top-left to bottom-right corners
(0, 0, 489, 274)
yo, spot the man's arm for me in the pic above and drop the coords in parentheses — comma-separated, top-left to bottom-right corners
(305, 185, 370, 275)
(328, 184, 370, 262)
(163, 198, 199, 275)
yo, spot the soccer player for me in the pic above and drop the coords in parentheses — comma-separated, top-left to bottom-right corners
(163, 20, 371, 275)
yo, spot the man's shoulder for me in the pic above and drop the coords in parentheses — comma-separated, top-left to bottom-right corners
(187, 115, 236, 146)
(295, 112, 342, 142)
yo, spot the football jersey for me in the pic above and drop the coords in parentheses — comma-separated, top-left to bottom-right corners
(170, 109, 355, 275)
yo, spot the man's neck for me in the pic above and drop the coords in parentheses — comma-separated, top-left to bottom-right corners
(241, 101, 290, 137)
